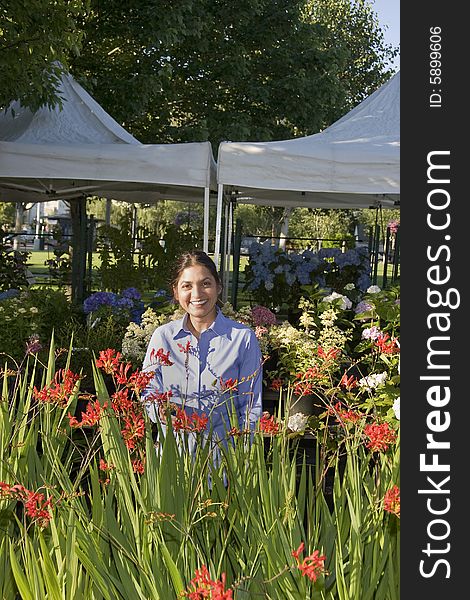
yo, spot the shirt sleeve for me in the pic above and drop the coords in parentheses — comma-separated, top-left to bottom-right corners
(141, 327, 165, 423)
(236, 328, 263, 431)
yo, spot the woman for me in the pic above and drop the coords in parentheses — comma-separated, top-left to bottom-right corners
(141, 250, 263, 449)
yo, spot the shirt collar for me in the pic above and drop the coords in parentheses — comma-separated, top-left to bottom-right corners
(172, 306, 229, 339)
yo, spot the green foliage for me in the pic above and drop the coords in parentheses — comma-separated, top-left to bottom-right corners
(288, 208, 357, 249)
(96, 210, 201, 293)
(70, 0, 396, 147)
(0, 241, 31, 291)
(0, 288, 75, 364)
(0, 203, 15, 229)
(0, 0, 90, 110)
(0, 342, 400, 599)
(43, 226, 72, 285)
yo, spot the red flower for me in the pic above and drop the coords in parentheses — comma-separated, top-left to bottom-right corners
(317, 346, 340, 361)
(68, 400, 107, 428)
(328, 402, 362, 424)
(292, 542, 326, 582)
(0, 482, 54, 528)
(182, 564, 233, 600)
(150, 347, 174, 366)
(96, 348, 122, 374)
(33, 369, 81, 408)
(383, 485, 400, 517)
(146, 390, 173, 404)
(219, 377, 238, 392)
(173, 408, 208, 433)
(270, 378, 283, 391)
(364, 422, 397, 452)
(132, 458, 146, 474)
(111, 388, 133, 415)
(178, 341, 191, 354)
(375, 333, 400, 355)
(114, 361, 132, 384)
(259, 412, 280, 435)
(121, 410, 146, 450)
(99, 459, 114, 472)
(339, 371, 357, 389)
(127, 370, 154, 394)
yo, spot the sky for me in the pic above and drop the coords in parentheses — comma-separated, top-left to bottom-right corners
(372, 0, 400, 69)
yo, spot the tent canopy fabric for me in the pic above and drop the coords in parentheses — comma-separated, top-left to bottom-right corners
(216, 71, 400, 209)
(0, 70, 217, 204)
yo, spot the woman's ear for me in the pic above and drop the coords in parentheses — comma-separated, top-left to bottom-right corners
(172, 285, 179, 303)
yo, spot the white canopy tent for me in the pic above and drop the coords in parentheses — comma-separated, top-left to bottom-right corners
(0, 69, 217, 252)
(215, 72, 400, 272)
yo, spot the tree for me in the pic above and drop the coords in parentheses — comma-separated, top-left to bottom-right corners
(69, 0, 396, 147)
(0, 0, 89, 110)
(288, 208, 356, 247)
(305, 0, 399, 108)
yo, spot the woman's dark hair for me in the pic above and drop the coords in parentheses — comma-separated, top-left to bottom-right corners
(170, 250, 222, 291)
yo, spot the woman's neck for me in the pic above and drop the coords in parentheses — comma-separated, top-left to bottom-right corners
(187, 312, 216, 338)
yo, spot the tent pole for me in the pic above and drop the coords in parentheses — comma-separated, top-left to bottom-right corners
(105, 199, 112, 226)
(223, 200, 232, 301)
(214, 184, 224, 268)
(203, 187, 210, 254)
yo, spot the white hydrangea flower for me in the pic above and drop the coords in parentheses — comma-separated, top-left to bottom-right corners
(344, 283, 356, 291)
(393, 397, 400, 420)
(287, 412, 309, 433)
(367, 285, 381, 294)
(322, 291, 352, 310)
(358, 371, 388, 392)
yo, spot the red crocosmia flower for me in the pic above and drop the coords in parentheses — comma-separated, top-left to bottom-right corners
(182, 564, 233, 600)
(114, 361, 132, 385)
(292, 542, 326, 582)
(95, 349, 122, 374)
(121, 411, 146, 450)
(328, 402, 362, 424)
(127, 370, 154, 394)
(99, 459, 114, 472)
(259, 412, 280, 435)
(146, 390, 173, 405)
(220, 377, 238, 392)
(111, 388, 133, 415)
(292, 542, 305, 561)
(375, 333, 400, 355)
(150, 347, 174, 366)
(132, 458, 146, 474)
(33, 369, 81, 408)
(317, 346, 340, 361)
(270, 378, 283, 391)
(173, 408, 208, 433)
(0, 483, 54, 528)
(364, 422, 397, 452)
(383, 485, 401, 518)
(339, 372, 357, 389)
(68, 400, 107, 428)
(177, 341, 191, 354)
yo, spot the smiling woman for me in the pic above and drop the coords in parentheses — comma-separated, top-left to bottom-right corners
(141, 250, 263, 452)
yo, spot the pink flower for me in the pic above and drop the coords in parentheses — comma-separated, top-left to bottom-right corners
(251, 305, 277, 327)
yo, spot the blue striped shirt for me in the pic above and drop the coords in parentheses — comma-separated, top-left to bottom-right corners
(141, 308, 263, 443)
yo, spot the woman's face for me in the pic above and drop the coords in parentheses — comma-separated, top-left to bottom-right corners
(173, 265, 221, 324)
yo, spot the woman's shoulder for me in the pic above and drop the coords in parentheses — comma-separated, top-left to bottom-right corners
(219, 312, 257, 337)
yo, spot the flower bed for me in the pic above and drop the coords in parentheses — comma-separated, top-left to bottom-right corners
(0, 281, 400, 598)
